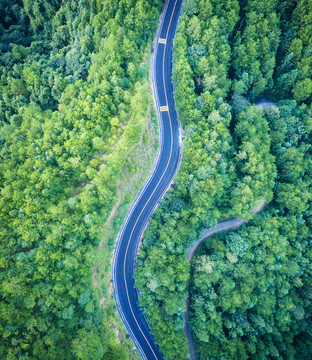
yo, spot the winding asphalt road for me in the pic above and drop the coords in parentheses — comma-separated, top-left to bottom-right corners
(112, 1, 182, 359)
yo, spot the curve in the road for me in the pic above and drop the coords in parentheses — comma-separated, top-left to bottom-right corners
(112, 1, 182, 359)
(186, 199, 267, 261)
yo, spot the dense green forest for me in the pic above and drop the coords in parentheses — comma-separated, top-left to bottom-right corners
(136, 0, 312, 359)
(0, 0, 164, 359)
(1, 0, 312, 359)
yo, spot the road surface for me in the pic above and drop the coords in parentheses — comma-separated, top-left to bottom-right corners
(255, 97, 277, 109)
(112, 1, 182, 359)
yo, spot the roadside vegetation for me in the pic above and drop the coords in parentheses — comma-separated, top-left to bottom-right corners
(136, 0, 312, 359)
(0, 0, 163, 359)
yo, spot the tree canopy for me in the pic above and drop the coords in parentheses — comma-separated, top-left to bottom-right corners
(136, 0, 312, 359)
(0, 0, 164, 358)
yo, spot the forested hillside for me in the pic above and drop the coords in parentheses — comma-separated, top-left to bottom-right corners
(136, 0, 312, 359)
(0, 0, 164, 358)
(190, 99, 312, 359)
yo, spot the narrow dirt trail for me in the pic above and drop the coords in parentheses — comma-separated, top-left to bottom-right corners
(183, 199, 267, 359)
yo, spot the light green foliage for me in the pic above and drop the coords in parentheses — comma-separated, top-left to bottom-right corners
(293, 78, 312, 102)
(231, 0, 280, 99)
(136, 1, 241, 358)
(190, 208, 311, 359)
(292, 0, 312, 47)
(0, 0, 164, 358)
(72, 328, 107, 360)
(183, 0, 199, 16)
(230, 106, 276, 218)
(274, 0, 312, 101)
(226, 233, 249, 257)
(136, 0, 312, 359)
(189, 95, 312, 359)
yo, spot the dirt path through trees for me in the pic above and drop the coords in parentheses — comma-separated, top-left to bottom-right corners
(183, 199, 267, 359)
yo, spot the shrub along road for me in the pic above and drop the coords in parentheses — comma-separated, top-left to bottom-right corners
(112, 1, 182, 359)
